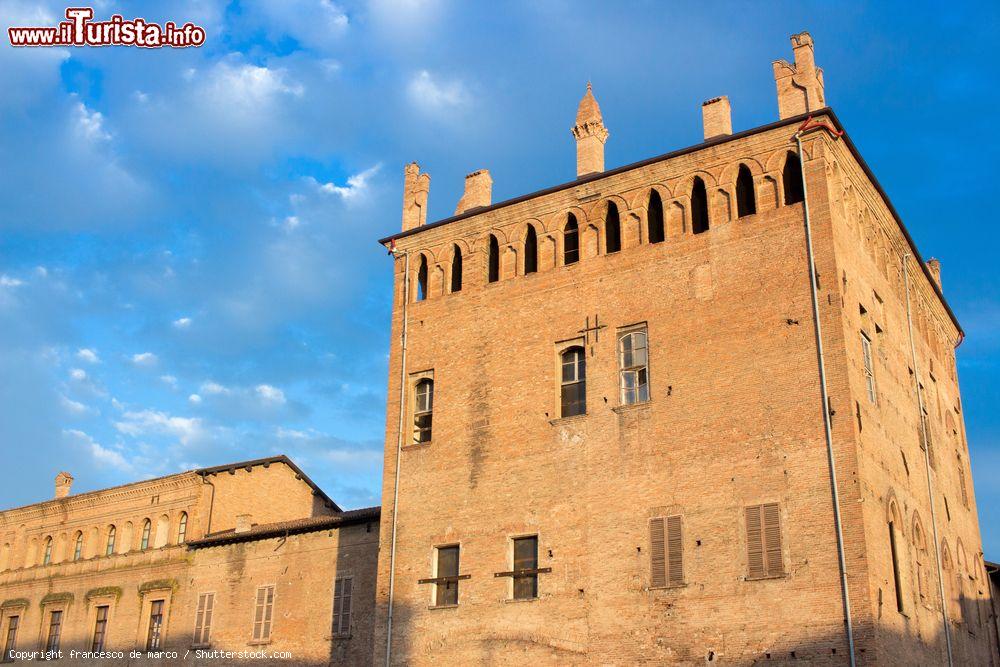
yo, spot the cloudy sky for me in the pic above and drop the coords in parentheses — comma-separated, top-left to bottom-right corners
(1, 1, 998, 552)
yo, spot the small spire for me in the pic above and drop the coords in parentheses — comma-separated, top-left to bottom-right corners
(576, 82, 603, 126)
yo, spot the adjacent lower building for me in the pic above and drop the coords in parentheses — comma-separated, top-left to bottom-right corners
(0, 457, 379, 665)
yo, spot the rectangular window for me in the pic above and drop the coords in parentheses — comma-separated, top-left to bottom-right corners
(745, 503, 784, 579)
(332, 578, 353, 637)
(619, 328, 650, 405)
(649, 516, 683, 587)
(252, 585, 275, 643)
(512, 536, 539, 600)
(559, 347, 586, 417)
(193, 593, 215, 646)
(2, 615, 18, 663)
(91, 605, 109, 652)
(413, 378, 434, 444)
(46, 610, 63, 653)
(861, 332, 876, 403)
(146, 600, 164, 651)
(435, 546, 460, 606)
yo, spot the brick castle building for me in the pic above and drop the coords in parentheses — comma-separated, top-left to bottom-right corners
(1, 32, 997, 666)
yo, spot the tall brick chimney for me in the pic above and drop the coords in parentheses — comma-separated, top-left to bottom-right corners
(54, 472, 73, 499)
(572, 82, 609, 177)
(401, 162, 430, 232)
(772, 31, 825, 120)
(702, 96, 733, 140)
(454, 170, 492, 214)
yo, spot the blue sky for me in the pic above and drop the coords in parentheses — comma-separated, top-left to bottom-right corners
(1, 1, 998, 554)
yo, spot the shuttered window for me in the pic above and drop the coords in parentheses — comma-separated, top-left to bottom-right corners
(332, 577, 353, 637)
(193, 593, 214, 646)
(745, 503, 784, 578)
(649, 516, 683, 587)
(252, 585, 275, 642)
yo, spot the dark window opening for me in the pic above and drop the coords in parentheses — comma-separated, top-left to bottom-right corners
(488, 235, 500, 283)
(513, 536, 539, 600)
(560, 346, 586, 417)
(92, 605, 109, 652)
(605, 203, 621, 253)
(524, 225, 538, 274)
(106, 526, 116, 556)
(46, 610, 62, 653)
(146, 600, 164, 651)
(691, 177, 709, 234)
(2, 615, 19, 663)
(647, 190, 665, 244)
(563, 215, 579, 265)
(783, 151, 804, 205)
(435, 546, 460, 606)
(450, 246, 462, 293)
(140, 519, 151, 551)
(417, 255, 429, 301)
(888, 521, 904, 612)
(736, 164, 757, 217)
(413, 378, 433, 444)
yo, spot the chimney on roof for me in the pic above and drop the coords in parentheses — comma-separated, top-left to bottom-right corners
(572, 82, 609, 177)
(54, 472, 73, 499)
(926, 258, 942, 290)
(401, 162, 430, 232)
(235, 514, 253, 534)
(702, 96, 733, 140)
(454, 170, 492, 214)
(772, 31, 826, 120)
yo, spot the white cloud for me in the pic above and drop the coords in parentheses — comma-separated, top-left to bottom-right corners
(73, 100, 111, 142)
(113, 409, 206, 446)
(64, 429, 131, 472)
(312, 164, 381, 202)
(70, 368, 87, 381)
(59, 395, 88, 415)
(407, 70, 469, 112)
(0, 275, 24, 288)
(76, 348, 100, 364)
(131, 352, 158, 367)
(200, 381, 229, 395)
(173, 316, 192, 329)
(250, 0, 349, 49)
(255, 384, 286, 404)
(160, 374, 178, 388)
(188, 394, 202, 404)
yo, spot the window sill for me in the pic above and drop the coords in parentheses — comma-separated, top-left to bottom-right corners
(401, 442, 431, 452)
(648, 583, 687, 591)
(503, 597, 538, 604)
(548, 413, 587, 426)
(744, 573, 787, 582)
(247, 640, 272, 646)
(428, 604, 459, 611)
(611, 401, 651, 414)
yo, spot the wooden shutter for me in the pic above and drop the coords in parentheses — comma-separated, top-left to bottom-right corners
(746, 506, 765, 578)
(762, 503, 784, 576)
(194, 595, 205, 644)
(333, 578, 352, 635)
(203, 594, 214, 643)
(649, 517, 666, 588)
(666, 516, 683, 586)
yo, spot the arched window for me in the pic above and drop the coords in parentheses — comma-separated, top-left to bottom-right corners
(647, 190, 665, 244)
(140, 519, 151, 551)
(736, 164, 757, 218)
(73, 531, 83, 561)
(106, 525, 116, 556)
(178, 513, 188, 544)
(560, 346, 586, 417)
(413, 378, 433, 444)
(887, 504, 904, 613)
(691, 177, 709, 234)
(416, 255, 429, 301)
(912, 518, 927, 600)
(450, 245, 463, 293)
(563, 215, 579, 265)
(524, 225, 538, 274)
(605, 203, 621, 253)
(783, 151, 804, 205)
(42, 536, 52, 565)
(488, 235, 500, 283)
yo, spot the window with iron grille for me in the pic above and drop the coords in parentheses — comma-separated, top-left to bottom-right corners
(91, 606, 109, 652)
(649, 516, 683, 587)
(413, 378, 433, 444)
(745, 503, 784, 579)
(146, 600, 164, 651)
(332, 578, 353, 637)
(860, 332, 876, 404)
(193, 593, 214, 646)
(252, 586, 274, 642)
(512, 537, 539, 600)
(619, 328, 649, 405)
(46, 610, 62, 653)
(2, 615, 18, 663)
(435, 546, 460, 606)
(560, 347, 586, 417)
